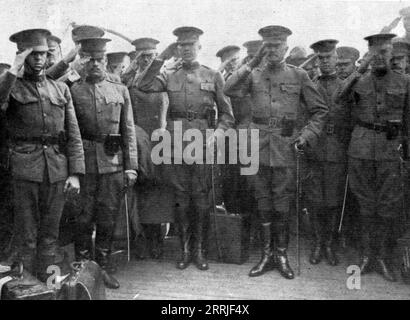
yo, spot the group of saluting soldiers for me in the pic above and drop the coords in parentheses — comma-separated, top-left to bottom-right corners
(1, 5, 410, 292)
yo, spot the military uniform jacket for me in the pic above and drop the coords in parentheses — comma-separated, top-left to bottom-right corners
(124, 67, 169, 135)
(70, 75, 138, 174)
(0, 71, 85, 183)
(312, 73, 348, 163)
(224, 62, 328, 167)
(138, 59, 234, 132)
(340, 70, 410, 161)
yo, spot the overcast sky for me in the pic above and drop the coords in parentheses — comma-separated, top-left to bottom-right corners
(0, 0, 409, 68)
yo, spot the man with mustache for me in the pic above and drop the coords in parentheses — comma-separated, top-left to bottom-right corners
(391, 38, 410, 74)
(336, 46, 360, 80)
(336, 33, 409, 282)
(224, 25, 328, 279)
(70, 37, 138, 289)
(0, 29, 84, 279)
(305, 39, 348, 266)
(138, 26, 234, 271)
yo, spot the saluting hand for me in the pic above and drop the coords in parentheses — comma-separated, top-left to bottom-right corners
(10, 48, 33, 75)
(248, 42, 268, 69)
(158, 43, 177, 61)
(62, 44, 80, 64)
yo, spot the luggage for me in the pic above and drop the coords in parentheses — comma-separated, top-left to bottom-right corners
(1, 262, 56, 300)
(58, 260, 106, 300)
(207, 205, 250, 264)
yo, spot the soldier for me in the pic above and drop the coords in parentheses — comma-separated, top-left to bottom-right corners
(336, 46, 360, 80)
(306, 39, 347, 266)
(217, 45, 241, 76)
(336, 33, 408, 282)
(46, 34, 62, 68)
(138, 26, 234, 271)
(70, 37, 138, 288)
(391, 38, 410, 74)
(106, 52, 128, 77)
(0, 29, 84, 279)
(123, 37, 174, 259)
(224, 25, 328, 279)
(285, 46, 307, 67)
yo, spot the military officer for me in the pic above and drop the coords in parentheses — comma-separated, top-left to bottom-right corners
(138, 26, 234, 271)
(217, 45, 241, 76)
(0, 29, 85, 279)
(306, 39, 348, 266)
(224, 25, 328, 279)
(336, 33, 409, 282)
(123, 37, 173, 259)
(106, 52, 128, 77)
(70, 37, 138, 289)
(46, 34, 62, 68)
(242, 40, 263, 62)
(336, 46, 360, 80)
(391, 38, 410, 74)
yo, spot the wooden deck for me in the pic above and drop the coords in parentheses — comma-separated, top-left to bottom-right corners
(106, 236, 410, 300)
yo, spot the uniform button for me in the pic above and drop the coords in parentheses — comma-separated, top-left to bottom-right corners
(43, 145, 48, 149)
(43, 113, 47, 117)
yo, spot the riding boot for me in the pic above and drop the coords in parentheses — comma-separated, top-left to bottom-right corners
(96, 247, 120, 289)
(249, 223, 275, 277)
(194, 208, 209, 271)
(359, 217, 373, 275)
(275, 222, 294, 279)
(176, 210, 191, 270)
(324, 208, 339, 266)
(309, 211, 323, 265)
(374, 218, 396, 282)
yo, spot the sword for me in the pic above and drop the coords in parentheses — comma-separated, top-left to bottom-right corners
(295, 150, 301, 276)
(124, 189, 131, 262)
(338, 175, 349, 233)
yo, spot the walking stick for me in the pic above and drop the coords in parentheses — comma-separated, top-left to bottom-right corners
(295, 150, 301, 276)
(338, 175, 349, 233)
(124, 188, 131, 262)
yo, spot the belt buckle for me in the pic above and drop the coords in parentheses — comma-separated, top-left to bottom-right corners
(186, 110, 195, 121)
(326, 124, 335, 135)
(268, 117, 278, 128)
(374, 123, 382, 134)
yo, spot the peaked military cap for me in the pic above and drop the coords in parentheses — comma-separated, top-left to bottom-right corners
(10, 28, 51, 52)
(258, 25, 292, 43)
(48, 34, 61, 45)
(399, 6, 410, 17)
(310, 39, 339, 53)
(243, 40, 263, 56)
(107, 52, 128, 65)
(131, 37, 159, 54)
(78, 37, 111, 58)
(72, 25, 105, 43)
(364, 33, 396, 46)
(216, 45, 240, 60)
(286, 46, 308, 66)
(173, 26, 204, 44)
(392, 38, 410, 56)
(336, 46, 360, 62)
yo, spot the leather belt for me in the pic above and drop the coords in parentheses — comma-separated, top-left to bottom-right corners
(253, 116, 282, 128)
(81, 133, 121, 143)
(13, 135, 59, 145)
(355, 119, 388, 133)
(170, 111, 208, 121)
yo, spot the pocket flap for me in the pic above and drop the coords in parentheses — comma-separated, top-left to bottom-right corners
(11, 91, 39, 104)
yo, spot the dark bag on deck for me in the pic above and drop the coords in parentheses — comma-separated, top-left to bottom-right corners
(207, 205, 250, 264)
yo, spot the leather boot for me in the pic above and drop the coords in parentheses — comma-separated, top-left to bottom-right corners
(249, 223, 275, 277)
(359, 221, 373, 275)
(176, 222, 191, 270)
(275, 222, 294, 279)
(374, 220, 396, 282)
(194, 209, 209, 271)
(324, 209, 339, 266)
(96, 248, 120, 289)
(309, 212, 322, 265)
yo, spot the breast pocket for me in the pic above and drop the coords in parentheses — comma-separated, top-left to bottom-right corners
(167, 81, 184, 108)
(104, 94, 124, 123)
(386, 88, 406, 110)
(279, 84, 300, 114)
(48, 95, 67, 119)
(200, 81, 215, 105)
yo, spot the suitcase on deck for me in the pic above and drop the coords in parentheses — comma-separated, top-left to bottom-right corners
(207, 206, 250, 264)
